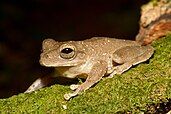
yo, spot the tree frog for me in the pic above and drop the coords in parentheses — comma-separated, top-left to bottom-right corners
(25, 37, 154, 100)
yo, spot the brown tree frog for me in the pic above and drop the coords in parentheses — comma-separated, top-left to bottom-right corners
(25, 37, 154, 100)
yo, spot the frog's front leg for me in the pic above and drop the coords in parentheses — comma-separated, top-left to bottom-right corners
(64, 60, 107, 100)
(109, 45, 154, 76)
(25, 76, 54, 93)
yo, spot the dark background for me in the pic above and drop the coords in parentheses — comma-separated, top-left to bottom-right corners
(0, 0, 149, 98)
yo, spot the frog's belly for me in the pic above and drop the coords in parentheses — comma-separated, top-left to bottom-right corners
(55, 67, 88, 79)
(55, 60, 94, 79)
(64, 71, 88, 79)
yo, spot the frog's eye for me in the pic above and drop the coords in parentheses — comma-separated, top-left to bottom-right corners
(60, 45, 76, 59)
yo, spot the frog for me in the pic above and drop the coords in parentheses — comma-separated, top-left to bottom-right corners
(25, 37, 154, 100)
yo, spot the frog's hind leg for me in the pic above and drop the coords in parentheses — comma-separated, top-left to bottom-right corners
(109, 45, 154, 77)
(25, 76, 54, 93)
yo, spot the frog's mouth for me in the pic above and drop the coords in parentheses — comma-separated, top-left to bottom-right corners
(39, 58, 84, 67)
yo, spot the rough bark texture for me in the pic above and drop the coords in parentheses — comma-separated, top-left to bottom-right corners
(136, 0, 171, 45)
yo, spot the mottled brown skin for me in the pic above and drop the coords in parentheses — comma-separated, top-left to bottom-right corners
(25, 37, 154, 100)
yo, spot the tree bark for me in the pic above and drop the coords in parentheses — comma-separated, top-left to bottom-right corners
(136, 0, 171, 45)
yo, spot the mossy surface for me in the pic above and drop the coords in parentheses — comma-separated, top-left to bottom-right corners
(0, 35, 171, 113)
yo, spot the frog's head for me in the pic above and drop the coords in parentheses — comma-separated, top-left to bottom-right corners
(39, 39, 87, 67)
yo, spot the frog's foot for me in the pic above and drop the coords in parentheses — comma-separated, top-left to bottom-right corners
(25, 78, 44, 93)
(25, 76, 54, 93)
(64, 86, 82, 100)
(65, 84, 80, 100)
(64, 92, 78, 100)
(70, 84, 79, 90)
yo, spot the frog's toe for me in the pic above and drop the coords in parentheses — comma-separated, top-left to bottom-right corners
(24, 88, 32, 93)
(64, 92, 78, 100)
(70, 84, 79, 90)
(64, 93, 72, 100)
(24, 85, 36, 93)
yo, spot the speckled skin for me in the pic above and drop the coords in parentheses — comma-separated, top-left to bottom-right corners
(25, 37, 154, 100)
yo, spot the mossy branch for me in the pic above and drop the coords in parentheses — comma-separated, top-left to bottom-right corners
(0, 35, 171, 113)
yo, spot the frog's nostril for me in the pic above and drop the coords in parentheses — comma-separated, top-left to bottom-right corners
(44, 54, 49, 58)
(41, 53, 50, 59)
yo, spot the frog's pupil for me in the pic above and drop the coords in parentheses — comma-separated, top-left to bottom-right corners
(61, 48, 73, 54)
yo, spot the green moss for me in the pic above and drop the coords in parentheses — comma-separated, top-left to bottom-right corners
(0, 35, 171, 113)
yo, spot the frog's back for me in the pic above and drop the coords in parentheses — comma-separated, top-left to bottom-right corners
(83, 37, 140, 51)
